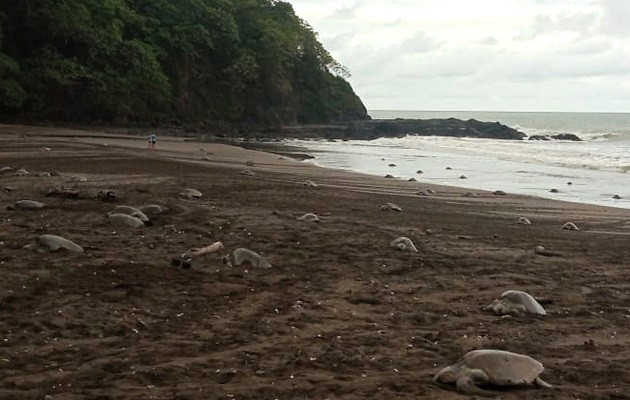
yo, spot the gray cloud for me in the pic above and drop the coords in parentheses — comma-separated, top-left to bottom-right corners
(290, 0, 630, 112)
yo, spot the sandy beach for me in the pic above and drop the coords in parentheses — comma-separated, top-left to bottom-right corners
(1, 124, 629, 399)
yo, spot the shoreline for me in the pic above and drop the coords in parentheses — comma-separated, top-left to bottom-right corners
(2, 122, 627, 213)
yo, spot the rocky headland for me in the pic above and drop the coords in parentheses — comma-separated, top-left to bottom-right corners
(255, 118, 528, 140)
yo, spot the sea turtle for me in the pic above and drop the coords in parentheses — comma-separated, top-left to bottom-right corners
(434, 349, 552, 396)
(485, 290, 546, 316)
(231, 248, 272, 269)
(517, 216, 532, 225)
(138, 204, 166, 215)
(11, 200, 46, 210)
(493, 190, 507, 196)
(303, 180, 318, 187)
(297, 213, 320, 223)
(381, 202, 402, 212)
(179, 188, 203, 198)
(106, 212, 145, 228)
(389, 236, 418, 252)
(561, 222, 579, 231)
(68, 175, 88, 183)
(239, 169, 255, 176)
(245, 160, 256, 167)
(25, 234, 84, 253)
(114, 205, 150, 223)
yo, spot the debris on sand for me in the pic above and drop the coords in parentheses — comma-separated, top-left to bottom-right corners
(303, 180, 318, 187)
(517, 216, 532, 225)
(187, 241, 224, 257)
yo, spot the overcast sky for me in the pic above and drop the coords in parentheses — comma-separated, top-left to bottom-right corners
(289, 0, 630, 112)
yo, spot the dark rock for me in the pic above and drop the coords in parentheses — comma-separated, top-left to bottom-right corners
(264, 118, 527, 141)
(528, 135, 551, 141)
(552, 133, 581, 141)
(528, 133, 582, 141)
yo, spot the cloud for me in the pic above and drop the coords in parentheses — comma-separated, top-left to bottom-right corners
(289, 0, 630, 112)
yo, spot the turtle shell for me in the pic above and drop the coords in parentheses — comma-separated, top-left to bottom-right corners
(463, 350, 544, 386)
(37, 234, 84, 253)
(114, 205, 149, 222)
(500, 290, 546, 315)
(15, 200, 46, 210)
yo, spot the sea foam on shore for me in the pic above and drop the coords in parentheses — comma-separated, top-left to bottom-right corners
(285, 111, 630, 209)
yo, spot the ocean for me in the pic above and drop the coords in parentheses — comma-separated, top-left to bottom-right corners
(285, 110, 630, 209)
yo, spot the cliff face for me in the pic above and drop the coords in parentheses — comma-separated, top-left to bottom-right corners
(0, 0, 369, 125)
(263, 118, 527, 140)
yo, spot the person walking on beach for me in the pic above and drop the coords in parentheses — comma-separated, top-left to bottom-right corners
(148, 133, 157, 150)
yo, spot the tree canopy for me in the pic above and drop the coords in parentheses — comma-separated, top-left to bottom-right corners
(0, 0, 369, 126)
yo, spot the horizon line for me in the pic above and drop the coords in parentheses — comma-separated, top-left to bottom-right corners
(368, 109, 630, 115)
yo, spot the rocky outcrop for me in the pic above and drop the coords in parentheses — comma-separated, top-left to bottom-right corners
(257, 118, 527, 141)
(528, 133, 581, 141)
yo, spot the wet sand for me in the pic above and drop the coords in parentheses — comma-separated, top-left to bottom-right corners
(1, 124, 629, 399)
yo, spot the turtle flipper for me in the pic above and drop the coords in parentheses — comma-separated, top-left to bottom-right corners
(535, 377, 554, 389)
(455, 369, 496, 397)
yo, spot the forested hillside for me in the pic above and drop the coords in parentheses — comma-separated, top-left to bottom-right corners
(0, 0, 369, 126)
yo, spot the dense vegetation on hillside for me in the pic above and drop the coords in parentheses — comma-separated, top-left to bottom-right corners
(0, 0, 369, 127)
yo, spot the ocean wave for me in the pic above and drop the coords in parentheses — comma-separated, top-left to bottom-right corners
(298, 134, 630, 174)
